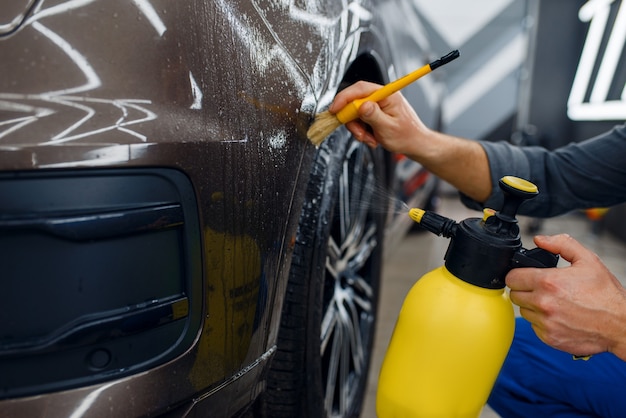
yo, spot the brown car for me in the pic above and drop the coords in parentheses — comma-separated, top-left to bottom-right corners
(0, 0, 443, 416)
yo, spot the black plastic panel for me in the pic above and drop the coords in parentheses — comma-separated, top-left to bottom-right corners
(0, 168, 202, 399)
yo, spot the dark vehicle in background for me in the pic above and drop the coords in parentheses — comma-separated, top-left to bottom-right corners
(0, 0, 445, 416)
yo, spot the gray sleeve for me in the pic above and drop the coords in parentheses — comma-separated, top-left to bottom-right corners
(460, 124, 626, 218)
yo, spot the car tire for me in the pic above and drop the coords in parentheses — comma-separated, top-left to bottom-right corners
(258, 126, 385, 417)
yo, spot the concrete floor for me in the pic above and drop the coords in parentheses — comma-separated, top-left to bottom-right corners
(361, 194, 626, 418)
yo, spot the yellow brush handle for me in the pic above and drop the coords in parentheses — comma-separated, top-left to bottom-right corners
(334, 49, 459, 125)
(335, 64, 432, 124)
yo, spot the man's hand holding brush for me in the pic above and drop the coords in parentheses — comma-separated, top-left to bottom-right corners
(329, 81, 425, 153)
(329, 81, 492, 204)
(307, 50, 459, 145)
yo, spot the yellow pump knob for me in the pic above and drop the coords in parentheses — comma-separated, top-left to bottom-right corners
(501, 176, 538, 194)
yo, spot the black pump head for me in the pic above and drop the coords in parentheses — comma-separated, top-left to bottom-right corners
(445, 176, 540, 288)
(445, 176, 538, 289)
(409, 176, 556, 289)
(493, 176, 538, 232)
(409, 176, 538, 289)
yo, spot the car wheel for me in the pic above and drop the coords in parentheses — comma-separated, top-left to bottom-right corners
(259, 126, 385, 417)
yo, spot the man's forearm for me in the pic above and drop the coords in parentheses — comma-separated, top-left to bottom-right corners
(406, 130, 492, 203)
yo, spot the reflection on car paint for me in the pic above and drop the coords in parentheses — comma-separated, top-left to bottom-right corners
(0, 0, 37, 36)
(36, 144, 134, 168)
(191, 227, 263, 388)
(0, 1, 160, 145)
(130, 0, 167, 36)
(68, 381, 119, 418)
(0, 0, 375, 152)
(189, 72, 203, 110)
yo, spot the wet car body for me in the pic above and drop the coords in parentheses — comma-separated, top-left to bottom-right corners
(0, 0, 442, 416)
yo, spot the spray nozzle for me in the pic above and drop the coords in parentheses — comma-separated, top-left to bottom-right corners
(409, 208, 457, 238)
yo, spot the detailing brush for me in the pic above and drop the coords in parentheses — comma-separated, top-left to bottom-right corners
(307, 50, 460, 146)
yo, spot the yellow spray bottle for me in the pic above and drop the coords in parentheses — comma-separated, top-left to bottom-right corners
(376, 176, 559, 418)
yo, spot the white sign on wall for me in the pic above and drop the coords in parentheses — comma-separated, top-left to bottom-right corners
(568, 0, 626, 121)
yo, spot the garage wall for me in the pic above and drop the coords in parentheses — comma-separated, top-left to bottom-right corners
(528, 0, 626, 149)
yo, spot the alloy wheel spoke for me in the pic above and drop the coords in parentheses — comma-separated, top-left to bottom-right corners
(322, 139, 380, 416)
